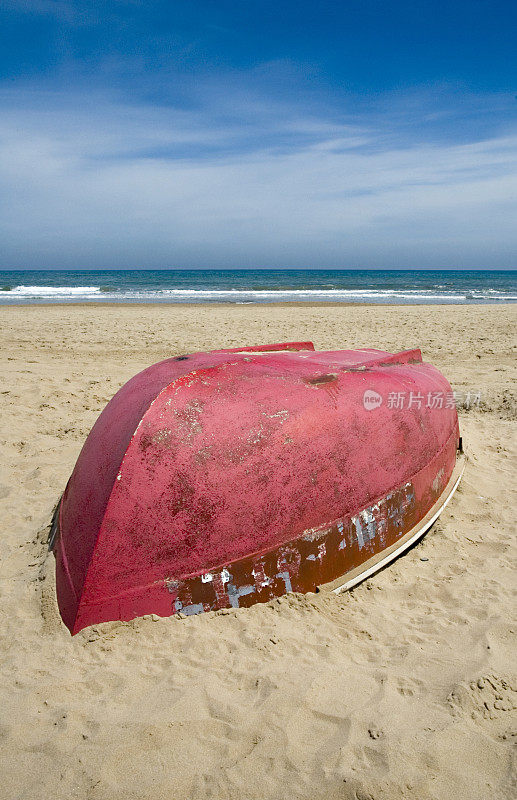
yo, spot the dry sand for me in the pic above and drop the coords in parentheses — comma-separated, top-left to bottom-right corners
(0, 303, 516, 800)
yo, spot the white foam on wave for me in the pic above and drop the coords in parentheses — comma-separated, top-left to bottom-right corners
(127, 289, 468, 300)
(2, 285, 515, 303)
(9, 285, 102, 296)
(470, 292, 517, 300)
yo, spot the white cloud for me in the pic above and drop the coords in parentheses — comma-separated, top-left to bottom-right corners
(1, 88, 516, 268)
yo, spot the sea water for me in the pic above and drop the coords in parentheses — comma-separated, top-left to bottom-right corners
(0, 269, 515, 304)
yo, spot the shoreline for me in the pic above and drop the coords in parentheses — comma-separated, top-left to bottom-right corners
(1, 301, 516, 309)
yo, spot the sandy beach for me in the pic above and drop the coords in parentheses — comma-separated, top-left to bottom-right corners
(0, 302, 515, 800)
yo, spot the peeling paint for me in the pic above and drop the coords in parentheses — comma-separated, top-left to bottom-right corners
(252, 561, 271, 588)
(180, 602, 205, 615)
(156, 449, 459, 621)
(276, 570, 292, 593)
(227, 583, 255, 608)
(354, 516, 365, 549)
(433, 468, 445, 492)
(302, 524, 331, 543)
(263, 409, 289, 422)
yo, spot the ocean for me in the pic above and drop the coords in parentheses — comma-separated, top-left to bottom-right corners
(0, 269, 515, 305)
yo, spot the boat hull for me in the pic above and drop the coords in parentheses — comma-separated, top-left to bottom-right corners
(53, 343, 462, 633)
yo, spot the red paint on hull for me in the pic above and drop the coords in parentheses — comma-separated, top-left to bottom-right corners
(53, 343, 460, 633)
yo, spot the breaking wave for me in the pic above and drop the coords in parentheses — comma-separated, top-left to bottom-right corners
(2, 285, 515, 303)
(1, 271, 515, 304)
(8, 285, 103, 297)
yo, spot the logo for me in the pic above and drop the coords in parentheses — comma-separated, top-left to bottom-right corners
(363, 389, 383, 411)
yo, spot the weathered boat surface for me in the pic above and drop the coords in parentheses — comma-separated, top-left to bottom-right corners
(52, 342, 462, 633)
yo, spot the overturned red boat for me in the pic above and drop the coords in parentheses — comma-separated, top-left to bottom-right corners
(52, 342, 464, 634)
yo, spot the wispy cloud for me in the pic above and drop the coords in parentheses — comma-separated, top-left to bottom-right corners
(1, 82, 516, 268)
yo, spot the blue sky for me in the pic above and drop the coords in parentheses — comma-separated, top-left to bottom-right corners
(1, 0, 516, 269)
